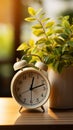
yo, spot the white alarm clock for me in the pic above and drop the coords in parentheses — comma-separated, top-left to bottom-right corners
(11, 60, 50, 112)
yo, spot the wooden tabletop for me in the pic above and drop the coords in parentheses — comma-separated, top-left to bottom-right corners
(0, 98, 73, 129)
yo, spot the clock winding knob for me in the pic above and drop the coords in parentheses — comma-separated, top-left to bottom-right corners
(35, 61, 48, 71)
(13, 60, 27, 71)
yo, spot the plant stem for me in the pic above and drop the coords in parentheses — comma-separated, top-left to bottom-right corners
(36, 17, 48, 40)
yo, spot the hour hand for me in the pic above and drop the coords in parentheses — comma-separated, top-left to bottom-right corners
(30, 77, 34, 90)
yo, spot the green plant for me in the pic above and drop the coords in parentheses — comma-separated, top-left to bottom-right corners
(17, 7, 73, 73)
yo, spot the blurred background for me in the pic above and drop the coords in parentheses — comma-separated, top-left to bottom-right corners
(0, 0, 73, 97)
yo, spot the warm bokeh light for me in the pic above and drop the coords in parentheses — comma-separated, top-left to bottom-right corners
(0, 0, 73, 97)
(48, 108, 58, 120)
(0, 98, 20, 125)
(0, 24, 14, 59)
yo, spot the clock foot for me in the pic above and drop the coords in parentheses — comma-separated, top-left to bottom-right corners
(19, 106, 23, 113)
(41, 106, 45, 112)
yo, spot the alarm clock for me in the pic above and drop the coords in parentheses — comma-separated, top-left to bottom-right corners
(11, 60, 50, 112)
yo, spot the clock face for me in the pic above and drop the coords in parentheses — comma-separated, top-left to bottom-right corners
(11, 68, 50, 109)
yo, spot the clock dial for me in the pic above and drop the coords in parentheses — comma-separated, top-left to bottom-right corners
(11, 68, 50, 109)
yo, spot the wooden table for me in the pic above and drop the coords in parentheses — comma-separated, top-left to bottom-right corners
(0, 98, 73, 130)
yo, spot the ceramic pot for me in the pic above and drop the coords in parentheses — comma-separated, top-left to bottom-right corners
(48, 66, 73, 109)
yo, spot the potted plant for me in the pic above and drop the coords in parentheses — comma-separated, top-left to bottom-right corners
(17, 7, 73, 109)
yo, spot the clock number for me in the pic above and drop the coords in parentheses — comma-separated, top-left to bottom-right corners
(41, 79, 45, 84)
(36, 98, 39, 102)
(24, 98, 26, 103)
(18, 80, 22, 85)
(30, 99, 33, 104)
(43, 86, 46, 91)
(23, 75, 26, 80)
(29, 72, 33, 78)
(19, 94, 21, 97)
(36, 74, 39, 79)
(41, 93, 44, 97)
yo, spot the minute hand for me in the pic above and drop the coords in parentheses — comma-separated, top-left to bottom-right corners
(32, 84, 45, 90)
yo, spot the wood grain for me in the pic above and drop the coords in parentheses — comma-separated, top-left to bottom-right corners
(0, 98, 73, 125)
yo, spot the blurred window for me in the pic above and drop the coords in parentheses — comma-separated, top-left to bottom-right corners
(0, 0, 73, 97)
(0, 0, 20, 97)
(43, 0, 73, 17)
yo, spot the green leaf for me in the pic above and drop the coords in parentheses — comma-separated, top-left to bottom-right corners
(62, 19, 70, 28)
(60, 33, 68, 40)
(29, 39, 35, 46)
(36, 38, 46, 44)
(42, 18, 50, 23)
(67, 40, 73, 47)
(25, 17, 36, 22)
(32, 24, 42, 29)
(45, 40, 52, 45)
(54, 27, 63, 33)
(65, 28, 71, 35)
(62, 44, 68, 53)
(30, 56, 39, 63)
(17, 42, 29, 51)
(37, 51, 44, 58)
(53, 46, 62, 55)
(22, 55, 32, 63)
(33, 29, 44, 36)
(52, 60, 64, 73)
(71, 25, 73, 32)
(39, 12, 45, 18)
(46, 28, 53, 36)
(36, 8, 42, 15)
(46, 46, 52, 53)
(62, 54, 72, 60)
(53, 61, 60, 71)
(45, 20, 55, 28)
(56, 61, 64, 73)
(30, 46, 37, 53)
(54, 36, 64, 45)
(63, 16, 69, 21)
(28, 7, 36, 16)
(45, 54, 55, 64)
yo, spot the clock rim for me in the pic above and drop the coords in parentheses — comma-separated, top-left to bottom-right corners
(11, 67, 50, 109)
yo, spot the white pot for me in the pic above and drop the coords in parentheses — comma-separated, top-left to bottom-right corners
(48, 66, 73, 109)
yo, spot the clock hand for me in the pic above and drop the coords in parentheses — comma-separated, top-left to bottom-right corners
(30, 77, 34, 90)
(32, 84, 45, 90)
(30, 89, 32, 104)
(21, 77, 34, 94)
